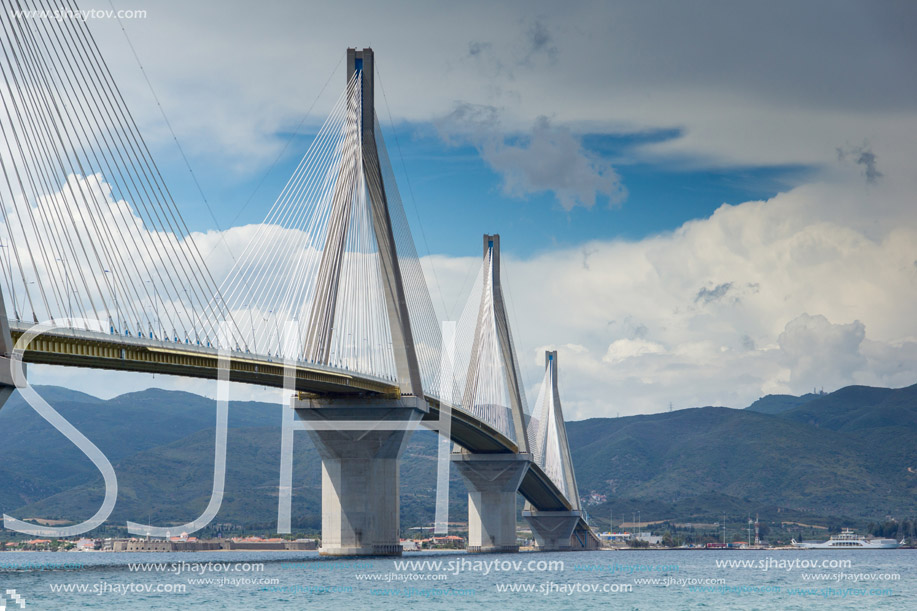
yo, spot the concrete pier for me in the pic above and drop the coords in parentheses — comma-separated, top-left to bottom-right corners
(523, 509, 581, 551)
(295, 395, 426, 556)
(0, 293, 17, 410)
(452, 452, 530, 553)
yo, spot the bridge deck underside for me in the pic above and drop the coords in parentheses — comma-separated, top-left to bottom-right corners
(423, 403, 572, 512)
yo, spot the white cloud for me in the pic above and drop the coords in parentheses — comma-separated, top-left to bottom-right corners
(603, 338, 666, 364)
(420, 166, 917, 418)
(777, 313, 866, 391)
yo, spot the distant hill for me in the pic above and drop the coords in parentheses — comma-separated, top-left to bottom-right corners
(568, 383, 917, 522)
(745, 393, 819, 414)
(778, 384, 917, 432)
(1, 382, 914, 531)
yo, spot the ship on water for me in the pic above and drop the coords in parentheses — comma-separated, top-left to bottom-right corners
(792, 528, 902, 549)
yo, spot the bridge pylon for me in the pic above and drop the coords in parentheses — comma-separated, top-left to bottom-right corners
(523, 351, 584, 551)
(289, 48, 427, 556)
(451, 234, 531, 553)
(301, 47, 423, 396)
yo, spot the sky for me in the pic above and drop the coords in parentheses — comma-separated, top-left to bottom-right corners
(21, 0, 917, 418)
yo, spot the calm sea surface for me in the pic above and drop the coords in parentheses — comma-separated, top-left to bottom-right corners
(1, 549, 914, 609)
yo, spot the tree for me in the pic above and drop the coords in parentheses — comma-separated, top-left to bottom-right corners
(662, 532, 682, 548)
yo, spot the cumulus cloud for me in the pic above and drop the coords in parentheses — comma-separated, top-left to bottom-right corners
(437, 104, 626, 210)
(421, 169, 917, 418)
(777, 313, 867, 391)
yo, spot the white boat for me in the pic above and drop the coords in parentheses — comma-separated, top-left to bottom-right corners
(792, 528, 902, 549)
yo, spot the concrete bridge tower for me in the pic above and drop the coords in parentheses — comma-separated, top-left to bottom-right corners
(288, 48, 427, 556)
(451, 234, 532, 553)
(523, 350, 584, 550)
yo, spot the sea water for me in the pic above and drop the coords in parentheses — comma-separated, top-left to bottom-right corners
(1, 549, 914, 609)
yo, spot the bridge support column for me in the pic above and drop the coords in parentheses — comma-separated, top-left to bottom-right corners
(451, 453, 530, 553)
(523, 509, 581, 551)
(0, 354, 16, 410)
(0, 291, 19, 410)
(294, 395, 426, 556)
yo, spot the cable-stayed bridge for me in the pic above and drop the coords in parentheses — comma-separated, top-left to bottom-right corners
(0, 4, 599, 555)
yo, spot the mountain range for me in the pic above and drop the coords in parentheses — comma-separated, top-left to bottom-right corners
(569, 383, 917, 525)
(0, 382, 914, 533)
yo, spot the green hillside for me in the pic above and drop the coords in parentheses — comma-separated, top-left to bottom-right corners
(778, 384, 917, 432)
(1, 382, 914, 533)
(568, 384, 917, 522)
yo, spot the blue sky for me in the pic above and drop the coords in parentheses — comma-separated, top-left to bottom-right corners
(15, 0, 917, 417)
(158, 117, 814, 259)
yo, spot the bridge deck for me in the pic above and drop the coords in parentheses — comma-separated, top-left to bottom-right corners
(9, 323, 398, 395)
(8, 321, 579, 515)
